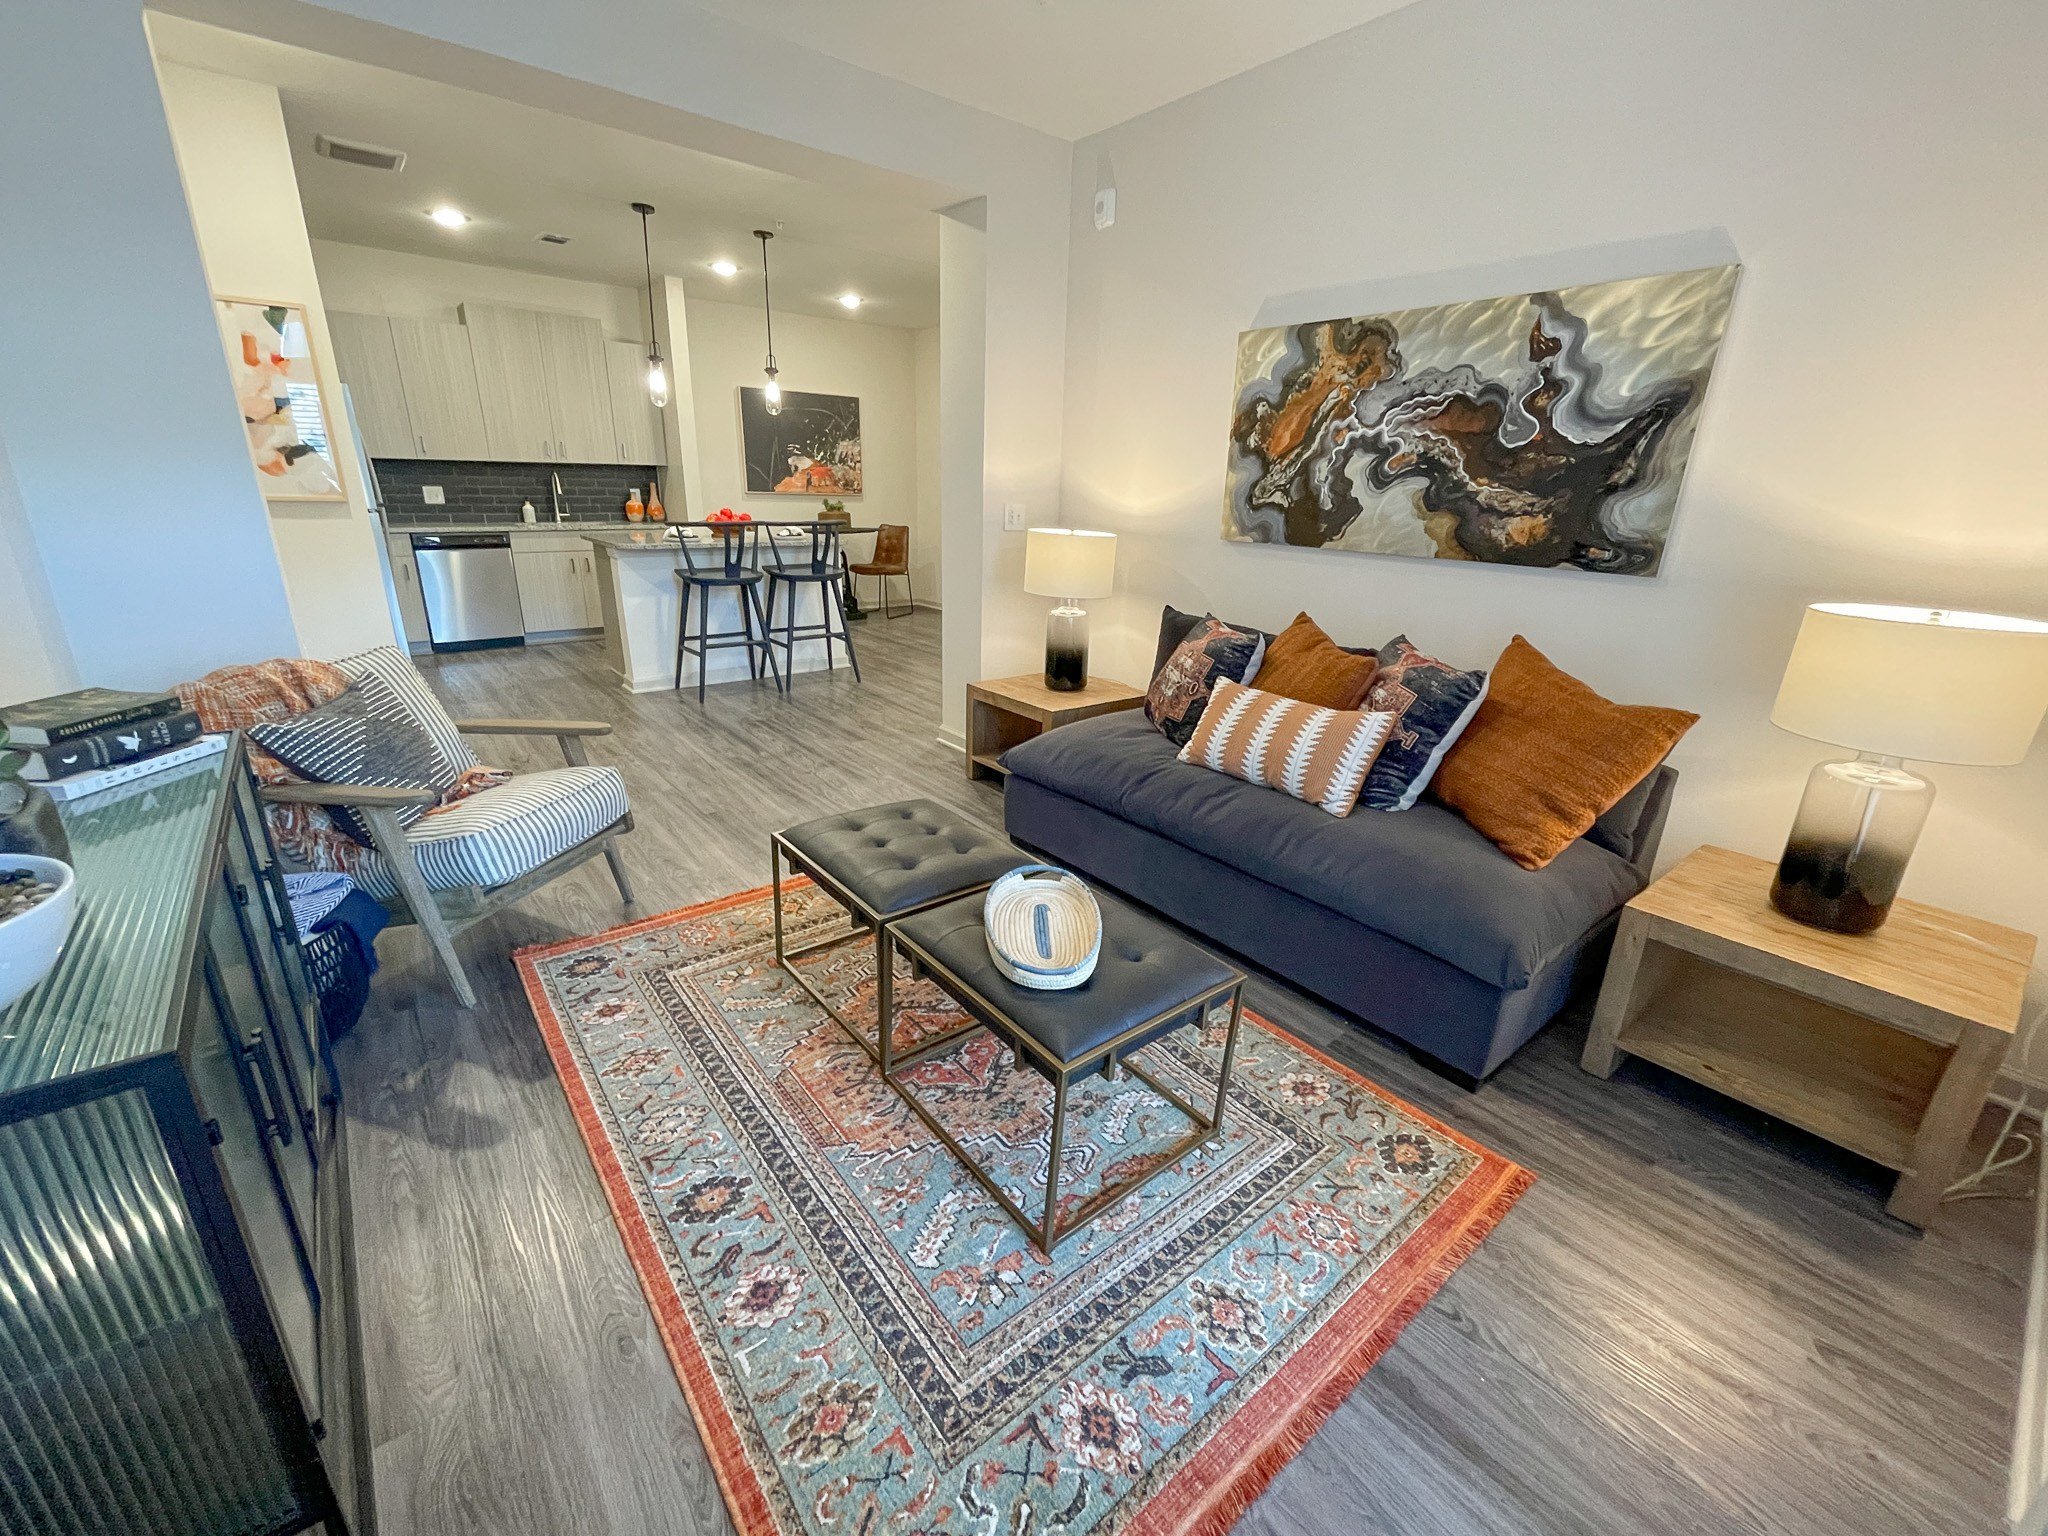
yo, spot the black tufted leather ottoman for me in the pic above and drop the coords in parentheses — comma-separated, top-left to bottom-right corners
(887, 885, 1246, 1255)
(771, 800, 1031, 1069)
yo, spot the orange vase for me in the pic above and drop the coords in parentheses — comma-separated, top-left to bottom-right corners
(625, 487, 645, 521)
(647, 484, 666, 522)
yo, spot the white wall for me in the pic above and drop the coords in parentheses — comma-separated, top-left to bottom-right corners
(1058, 0, 2048, 950)
(683, 296, 937, 604)
(913, 326, 943, 605)
(0, 2, 300, 689)
(0, 434, 76, 701)
(157, 62, 398, 659)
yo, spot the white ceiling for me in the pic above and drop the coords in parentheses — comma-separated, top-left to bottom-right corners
(150, 17, 942, 328)
(670, 0, 1425, 140)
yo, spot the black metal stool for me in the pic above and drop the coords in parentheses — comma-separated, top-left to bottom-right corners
(674, 524, 780, 702)
(763, 522, 861, 686)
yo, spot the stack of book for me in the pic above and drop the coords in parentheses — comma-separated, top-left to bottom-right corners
(1, 687, 226, 801)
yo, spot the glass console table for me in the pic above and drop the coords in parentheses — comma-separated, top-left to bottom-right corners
(0, 738, 372, 1535)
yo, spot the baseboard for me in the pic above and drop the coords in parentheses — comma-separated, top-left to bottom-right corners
(935, 726, 964, 755)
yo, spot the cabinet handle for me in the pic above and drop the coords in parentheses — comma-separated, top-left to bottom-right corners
(558, 439, 567, 458)
(416, 433, 425, 454)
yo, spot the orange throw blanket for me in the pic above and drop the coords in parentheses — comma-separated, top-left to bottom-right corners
(176, 658, 507, 879)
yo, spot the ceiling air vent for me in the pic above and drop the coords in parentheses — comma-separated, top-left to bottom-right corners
(536, 233, 573, 245)
(312, 133, 406, 173)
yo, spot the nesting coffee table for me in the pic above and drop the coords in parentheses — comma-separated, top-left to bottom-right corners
(771, 800, 1030, 1071)
(887, 887, 1246, 1255)
(773, 799, 1247, 1255)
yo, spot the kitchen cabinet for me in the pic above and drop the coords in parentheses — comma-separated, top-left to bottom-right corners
(461, 302, 618, 465)
(513, 537, 601, 634)
(460, 302, 555, 462)
(386, 534, 433, 647)
(388, 317, 490, 460)
(537, 311, 618, 463)
(605, 339, 668, 466)
(327, 312, 414, 459)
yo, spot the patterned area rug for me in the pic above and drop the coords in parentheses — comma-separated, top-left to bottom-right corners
(517, 882, 1530, 1536)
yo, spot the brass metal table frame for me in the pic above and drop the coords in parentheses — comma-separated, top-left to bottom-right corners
(768, 832, 996, 1074)
(882, 921, 1246, 1257)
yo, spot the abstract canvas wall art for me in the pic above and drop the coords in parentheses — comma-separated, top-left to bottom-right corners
(215, 298, 344, 500)
(1223, 265, 1739, 577)
(740, 387, 863, 495)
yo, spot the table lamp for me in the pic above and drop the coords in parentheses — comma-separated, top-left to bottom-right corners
(1023, 528, 1117, 691)
(1769, 602, 2048, 933)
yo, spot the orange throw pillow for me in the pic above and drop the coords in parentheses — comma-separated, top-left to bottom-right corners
(1432, 636, 1698, 870)
(1253, 612, 1377, 709)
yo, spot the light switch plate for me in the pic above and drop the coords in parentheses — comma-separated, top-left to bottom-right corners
(422, 485, 446, 505)
(1093, 188, 1116, 230)
(1003, 502, 1026, 532)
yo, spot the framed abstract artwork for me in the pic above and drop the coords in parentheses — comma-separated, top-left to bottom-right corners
(215, 297, 345, 500)
(739, 387, 863, 495)
(1223, 264, 1740, 577)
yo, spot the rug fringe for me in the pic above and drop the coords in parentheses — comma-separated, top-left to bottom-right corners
(1136, 1161, 1535, 1536)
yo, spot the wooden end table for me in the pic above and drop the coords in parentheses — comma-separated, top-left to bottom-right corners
(965, 673, 1145, 783)
(1582, 844, 2035, 1228)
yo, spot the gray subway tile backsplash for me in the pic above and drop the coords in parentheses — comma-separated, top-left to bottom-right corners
(377, 459, 665, 526)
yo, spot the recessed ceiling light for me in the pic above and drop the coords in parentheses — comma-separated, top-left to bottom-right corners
(838, 292, 863, 310)
(710, 259, 739, 278)
(429, 205, 469, 229)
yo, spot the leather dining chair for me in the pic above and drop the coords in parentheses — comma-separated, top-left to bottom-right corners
(849, 523, 913, 619)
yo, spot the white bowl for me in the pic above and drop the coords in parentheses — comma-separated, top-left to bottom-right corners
(0, 854, 78, 1013)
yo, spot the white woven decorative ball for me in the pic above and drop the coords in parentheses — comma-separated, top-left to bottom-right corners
(983, 865, 1101, 991)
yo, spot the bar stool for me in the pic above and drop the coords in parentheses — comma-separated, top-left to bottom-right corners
(674, 524, 781, 703)
(763, 522, 861, 686)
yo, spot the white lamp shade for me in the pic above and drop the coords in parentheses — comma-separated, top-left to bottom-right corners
(1023, 528, 1117, 599)
(1771, 602, 2048, 766)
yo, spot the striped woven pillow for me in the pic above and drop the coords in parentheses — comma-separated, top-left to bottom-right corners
(1177, 678, 1395, 816)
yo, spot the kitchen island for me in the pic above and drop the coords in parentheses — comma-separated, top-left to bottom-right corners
(586, 525, 857, 693)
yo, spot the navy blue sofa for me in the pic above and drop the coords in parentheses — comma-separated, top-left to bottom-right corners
(1000, 712, 1675, 1083)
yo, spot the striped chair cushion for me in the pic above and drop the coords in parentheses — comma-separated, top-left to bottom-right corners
(332, 645, 478, 787)
(350, 765, 628, 898)
(1176, 678, 1395, 817)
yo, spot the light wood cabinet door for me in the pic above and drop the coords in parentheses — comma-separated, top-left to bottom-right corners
(385, 534, 433, 645)
(461, 302, 555, 462)
(328, 312, 415, 459)
(536, 311, 616, 464)
(604, 340, 667, 465)
(388, 317, 489, 460)
(574, 549, 603, 627)
(514, 548, 591, 633)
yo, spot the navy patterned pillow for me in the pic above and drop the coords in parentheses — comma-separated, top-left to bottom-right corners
(1358, 635, 1489, 811)
(251, 689, 442, 846)
(1145, 617, 1267, 747)
(1152, 604, 1366, 680)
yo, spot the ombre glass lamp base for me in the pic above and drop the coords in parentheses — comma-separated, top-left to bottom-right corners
(1044, 603, 1089, 692)
(1769, 754, 1934, 934)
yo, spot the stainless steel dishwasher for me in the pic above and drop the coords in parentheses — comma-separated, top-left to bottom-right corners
(411, 533, 526, 651)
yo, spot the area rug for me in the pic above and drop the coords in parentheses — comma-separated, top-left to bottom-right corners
(516, 882, 1530, 1536)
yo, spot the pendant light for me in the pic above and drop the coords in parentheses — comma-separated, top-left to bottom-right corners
(632, 202, 669, 409)
(754, 228, 781, 415)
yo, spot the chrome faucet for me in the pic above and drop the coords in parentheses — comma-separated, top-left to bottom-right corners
(550, 469, 566, 524)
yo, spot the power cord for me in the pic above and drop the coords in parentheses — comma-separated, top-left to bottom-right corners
(1945, 966, 2047, 1203)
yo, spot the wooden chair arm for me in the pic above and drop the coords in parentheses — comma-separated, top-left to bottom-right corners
(453, 718, 613, 738)
(259, 782, 438, 809)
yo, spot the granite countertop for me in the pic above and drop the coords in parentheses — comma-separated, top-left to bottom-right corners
(583, 527, 685, 551)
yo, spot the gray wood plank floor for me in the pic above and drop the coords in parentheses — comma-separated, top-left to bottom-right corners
(338, 614, 2031, 1536)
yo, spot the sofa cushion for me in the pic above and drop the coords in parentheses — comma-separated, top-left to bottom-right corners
(332, 645, 479, 787)
(1144, 617, 1267, 747)
(250, 687, 443, 846)
(1255, 613, 1378, 709)
(1178, 678, 1394, 817)
(1002, 712, 1640, 991)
